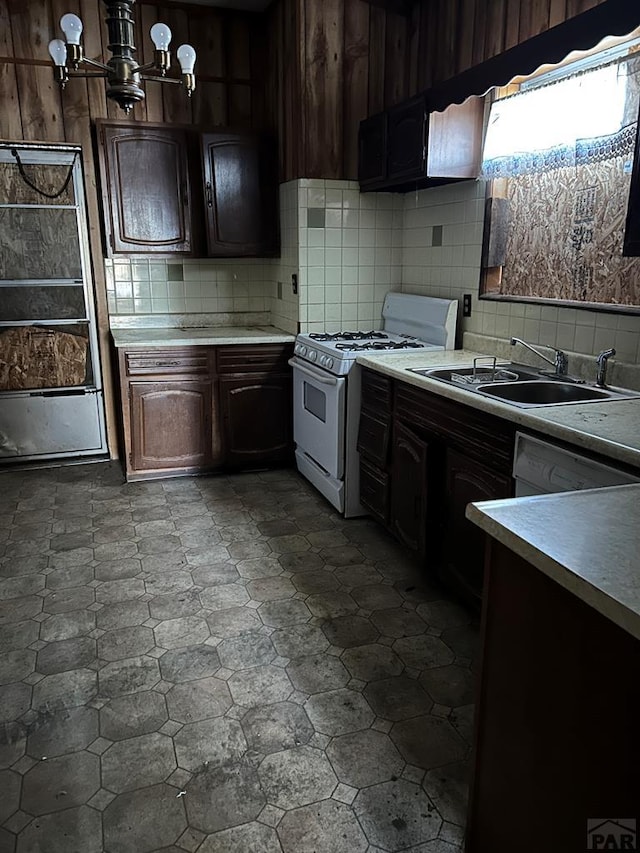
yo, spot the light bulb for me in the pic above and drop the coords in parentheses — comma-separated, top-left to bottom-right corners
(60, 13, 83, 46)
(48, 38, 68, 67)
(177, 44, 196, 75)
(150, 23, 172, 52)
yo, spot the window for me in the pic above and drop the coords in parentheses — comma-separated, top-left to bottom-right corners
(480, 43, 640, 311)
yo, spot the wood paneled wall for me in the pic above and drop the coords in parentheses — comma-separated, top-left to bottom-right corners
(0, 0, 268, 456)
(267, 0, 610, 181)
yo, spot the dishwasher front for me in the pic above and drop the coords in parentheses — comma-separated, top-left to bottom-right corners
(513, 432, 640, 496)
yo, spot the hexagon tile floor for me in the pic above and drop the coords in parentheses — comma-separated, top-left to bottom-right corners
(0, 462, 479, 853)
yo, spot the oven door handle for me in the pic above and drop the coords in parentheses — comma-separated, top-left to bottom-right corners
(288, 358, 340, 386)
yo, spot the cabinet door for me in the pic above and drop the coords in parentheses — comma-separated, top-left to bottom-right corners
(220, 375, 292, 466)
(427, 98, 484, 179)
(358, 113, 387, 188)
(441, 448, 513, 604)
(390, 421, 429, 556)
(202, 132, 279, 257)
(360, 457, 390, 525)
(130, 380, 213, 471)
(387, 95, 427, 184)
(98, 123, 192, 255)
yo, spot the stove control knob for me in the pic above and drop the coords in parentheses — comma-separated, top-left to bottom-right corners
(326, 358, 334, 370)
(299, 345, 307, 356)
(308, 350, 317, 362)
(319, 355, 327, 366)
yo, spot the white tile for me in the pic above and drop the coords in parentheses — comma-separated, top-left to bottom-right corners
(308, 267, 325, 285)
(359, 209, 376, 229)
(115, 281, 133, 299)
(325, 192, 343, 211)
(342, 229, 359, 248)
(359, 229, 376, 248)
(307, 285, 325, 304)
(342, 267, 358, 285)
(325, 228, 343, 247)
(342, 285, 358, 303)
(342, 248, 359, 266)
(116, 297, 134, 313)
(325, 248, 342, 267)
(308, 188, 325, 206)
(308, 304, 326, 322)
(358, 266, 375, 284)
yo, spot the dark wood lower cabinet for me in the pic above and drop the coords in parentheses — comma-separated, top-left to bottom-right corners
(441, 449, 513, 605)
(129, 380, 215, 472)
(357, 368, 515, 603)
(220, 375, 292, 467)
(117, 343, 293, 480)
(359, 457, 390, 525)
(467, 540, 640, 853)
(390, 421, 429, 557)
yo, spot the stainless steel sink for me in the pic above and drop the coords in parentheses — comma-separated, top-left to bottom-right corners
(478, 380, 640, 407)
(477, 381, 611, 406)
(409, 362, 640, 407)
(411, 362, 544, 385)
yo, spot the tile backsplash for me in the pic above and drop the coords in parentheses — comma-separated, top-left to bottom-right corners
(295, 179, 403, 333)
(400, 180, 640, 366)
(105, 257, 273, 318)
(104, 176, 640, 368)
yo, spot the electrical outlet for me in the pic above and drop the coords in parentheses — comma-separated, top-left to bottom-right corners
(463, 293, 472, 317)
(291, 274, 298, 295)
(277, 281, 283, 300)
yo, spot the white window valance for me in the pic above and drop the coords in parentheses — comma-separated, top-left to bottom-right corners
(481, 54, 640, 178)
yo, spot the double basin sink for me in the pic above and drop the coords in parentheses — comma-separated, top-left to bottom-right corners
(410, 362, 640, 408)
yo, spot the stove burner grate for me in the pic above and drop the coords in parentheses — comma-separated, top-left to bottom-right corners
(309, 330, 387, 342)
(335, 340, 426, 352)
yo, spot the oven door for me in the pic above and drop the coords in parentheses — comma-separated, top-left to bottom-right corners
(289, 357, 346, 478)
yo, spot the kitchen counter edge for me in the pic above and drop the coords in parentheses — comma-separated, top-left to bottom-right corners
(466, 485, 640, 641)
(111, 326, 296, 348)
(356, 349, 640, 470)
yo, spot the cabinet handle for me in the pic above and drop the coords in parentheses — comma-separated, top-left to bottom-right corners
(206, 181, 213, 208)
(155, 360, 179, 367)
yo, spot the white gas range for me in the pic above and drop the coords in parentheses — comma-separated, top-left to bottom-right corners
(289, 293, 458, 516)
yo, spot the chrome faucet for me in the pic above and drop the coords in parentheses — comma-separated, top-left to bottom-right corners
(595, 348, 615, 387)
(510, 337, 568, 377)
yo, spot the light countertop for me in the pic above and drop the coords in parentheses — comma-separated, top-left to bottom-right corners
(111, 326, 296, 348)
(467, 484, 640, 641)
(356, 349, 640, 469)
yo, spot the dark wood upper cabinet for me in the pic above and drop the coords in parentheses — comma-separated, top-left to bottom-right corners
(358, 113, 388, 187)
(386, 95, 428, 185)
(97, 121, 279, 258)
(201, 132, 279, 257)
(359, 95, 484, 192)
(97, 123, 192, 255)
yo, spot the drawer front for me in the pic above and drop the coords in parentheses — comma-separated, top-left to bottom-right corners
(217, 344, 292, 374)
(360, 458, 390, 525)
(125, 348, 211, 376)
(361, 368, 392, 413)
(357, 410, 391, 466)
(395, 381, 515, 473)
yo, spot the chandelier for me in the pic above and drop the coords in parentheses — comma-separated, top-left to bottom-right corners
(48, 0, 196, 115)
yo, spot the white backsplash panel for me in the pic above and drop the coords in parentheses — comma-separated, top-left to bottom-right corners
(106, 257, 273, 319)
